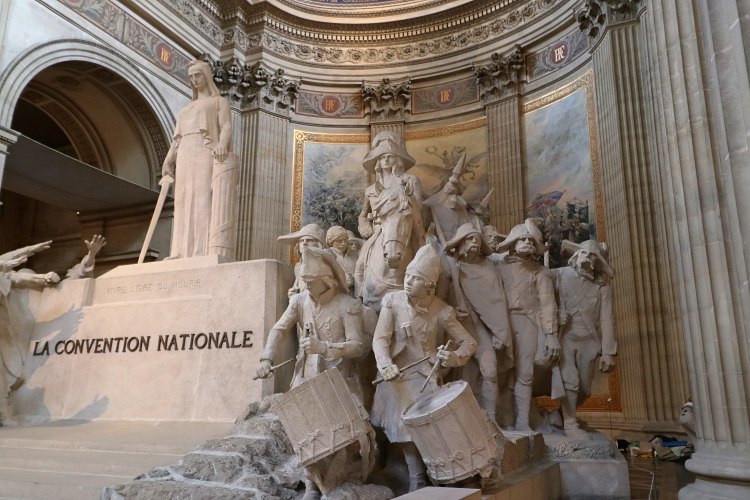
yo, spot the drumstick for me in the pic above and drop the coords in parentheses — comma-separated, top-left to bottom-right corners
(420, 340, 453, 393)
(252, 357, 295, 380)
(371, 355, 430, 386)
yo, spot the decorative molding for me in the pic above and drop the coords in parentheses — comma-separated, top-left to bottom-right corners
(362, 78, 412, 123)
(576, 1, 607, 40)
(473, 46, 525, 104)
(411, 77, 480, 114)
(58, 0, 192, 84)
(404, 117, 486, 140)
(296, 92, 364, 118)
(158, 0, 563, 68)
(526, 28, 590, 81)
(207, 57, 300, 115)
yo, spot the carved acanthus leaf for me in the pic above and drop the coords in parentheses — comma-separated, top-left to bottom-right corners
(207, 56, 300, 114)
(576, 1, 607, 39)
(361, 78, 412, 122)
(473, 46, 524, 104)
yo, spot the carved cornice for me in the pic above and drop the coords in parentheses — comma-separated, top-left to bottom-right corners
(207, 56, 300, 115)
(473, 46, 524, 104)
(159, 0, 565, 68)
(362, 78, 412, 122)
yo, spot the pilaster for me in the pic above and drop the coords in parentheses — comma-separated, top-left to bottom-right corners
(210, 58, 300, 261)
(474, 47, 525, 232)
(0, 126, 19, 196)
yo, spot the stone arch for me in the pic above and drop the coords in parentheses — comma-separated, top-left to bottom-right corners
(0, 39, 175, 142)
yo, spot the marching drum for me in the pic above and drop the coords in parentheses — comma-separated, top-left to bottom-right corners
(402, 381, 499, 483)
(273, 368, 372, 467)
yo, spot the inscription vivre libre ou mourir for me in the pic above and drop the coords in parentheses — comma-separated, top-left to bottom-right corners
(32, 330, 253, 356)
(105, 278, 202, 295)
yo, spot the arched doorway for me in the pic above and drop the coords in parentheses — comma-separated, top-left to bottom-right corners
(1, 61, 172, 273)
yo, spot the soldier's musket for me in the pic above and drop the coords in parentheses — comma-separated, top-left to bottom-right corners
(297, 321, 314, 384)
(420, 340, 453, 393)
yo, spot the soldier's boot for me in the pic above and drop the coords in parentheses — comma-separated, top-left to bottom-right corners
(481, 378, 498, 422)
(403, 443, 427, 492)
(514, 385, 532, 432)
(561, 390, 588, 439)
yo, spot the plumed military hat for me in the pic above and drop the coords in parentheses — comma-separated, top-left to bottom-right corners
(562, 239, 615, 278)
(496, 218, 546, 255)
(444, 222, 494, 256)
(277, 224, 326, 246)
(406, 242, 443, 285)
(326, 226, 349, 246)
(299, 247, 349, 293)
(362, 131, 416, 173)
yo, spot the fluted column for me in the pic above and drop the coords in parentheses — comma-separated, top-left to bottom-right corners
(641, 0, 750, 496)
(211, 59, 299, 261)
(589, 0, 691, 430)
(474, 47, 525, 232)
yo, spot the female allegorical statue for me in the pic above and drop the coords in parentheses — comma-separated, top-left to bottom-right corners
(161, 60, 238, 259)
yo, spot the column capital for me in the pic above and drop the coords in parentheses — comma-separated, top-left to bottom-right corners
(473, 46, 524, 105)
(361, 77, 411, 123)
(205, 56, 300, 116)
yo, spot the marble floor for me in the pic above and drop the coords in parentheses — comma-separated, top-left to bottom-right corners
(627, 454, 694, 499)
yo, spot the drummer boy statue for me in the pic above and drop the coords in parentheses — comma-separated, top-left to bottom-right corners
(256, 246, 367, 499)
(371, 242, 476, 492)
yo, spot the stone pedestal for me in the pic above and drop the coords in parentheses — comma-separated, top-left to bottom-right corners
(12, 257, 293, 423)
(545, 432, 629, 500)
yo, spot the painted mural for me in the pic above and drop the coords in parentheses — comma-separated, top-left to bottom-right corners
(523, 72, 603, 269)
(291, 119, 489, 241)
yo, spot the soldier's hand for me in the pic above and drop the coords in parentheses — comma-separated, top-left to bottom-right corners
(598, 354, 615, 373)
(543, 334, 561, 362)
(256, 359, 273, 379)
(438, 349, 458, 367)
(491, 337, 506, 350)
(381, 364, 400, 381)
(300, 336, 327, 355)
(358, 220, 373, 239)
(44, 272, 60, 285)
(559, 309, 571, 327)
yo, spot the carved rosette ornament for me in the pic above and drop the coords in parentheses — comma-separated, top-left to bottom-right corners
(206, 56, 300, 115)
(361, 78, 412, 123)
(473, 46, 524, 105)
(576, 1, 607, 39)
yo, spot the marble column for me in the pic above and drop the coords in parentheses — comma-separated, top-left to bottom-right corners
(587, 1, 691, 430)
(640, 0, 750, 496)
(474, 48, 525, 233)
(212, 60, 299, 261)
(362, 77, 411, 144)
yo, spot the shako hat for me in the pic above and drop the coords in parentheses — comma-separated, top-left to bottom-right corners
(405, 242, 443, 285)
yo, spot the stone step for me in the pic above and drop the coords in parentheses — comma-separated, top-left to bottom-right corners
(0, 419, 234, 500)
(0, 446, 181, 477)
(0, 467, 123, 500)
